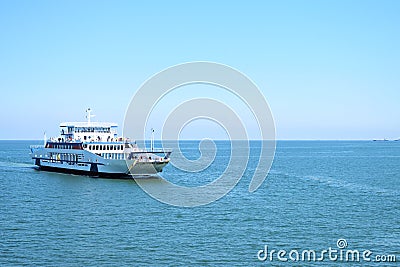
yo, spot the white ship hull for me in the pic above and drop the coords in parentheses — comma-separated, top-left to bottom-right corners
(30, 145, 169, 178)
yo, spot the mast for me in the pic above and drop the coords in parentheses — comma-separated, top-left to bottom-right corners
(86, 108, 95, 125)
(151, 128, 155, 152)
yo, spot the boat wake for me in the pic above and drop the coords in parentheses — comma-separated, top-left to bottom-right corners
(0, 161, 33, 168)
(268, 169, 397, 197)
(302, 174, 397, 197)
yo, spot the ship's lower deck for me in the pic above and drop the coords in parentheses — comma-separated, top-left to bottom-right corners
(30, 145, 170, 177)
(33, 159, 168, 178)
(34, 165, 133, 178)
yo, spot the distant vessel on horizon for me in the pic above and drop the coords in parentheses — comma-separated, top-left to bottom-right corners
(30, 109, 171, 177)
(372, 138, 400, 141)
(373, 138, 389, 141)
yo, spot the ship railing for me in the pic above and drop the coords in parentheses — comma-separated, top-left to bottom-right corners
(127, 150, 172, 161)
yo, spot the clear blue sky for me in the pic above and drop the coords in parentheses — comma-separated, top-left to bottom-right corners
(0, 0, 399, 140)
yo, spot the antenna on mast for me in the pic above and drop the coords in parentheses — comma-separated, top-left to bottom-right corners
(151, 128, 155, 152)
(86, 108, 95, 125)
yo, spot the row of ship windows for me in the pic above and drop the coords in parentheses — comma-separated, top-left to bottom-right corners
(83, 144, 124, 151)
(100, 153, 126, 160)
(47, 151, 125, 161)
(48, 152, 82, 162)
(46, 143, 82, 149)
(65, 127, 111, 133)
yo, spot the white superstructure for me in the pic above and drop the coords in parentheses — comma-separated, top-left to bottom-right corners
(30, 109, 171, 177)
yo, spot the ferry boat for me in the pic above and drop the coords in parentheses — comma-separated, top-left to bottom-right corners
(30, 109, 171, 177)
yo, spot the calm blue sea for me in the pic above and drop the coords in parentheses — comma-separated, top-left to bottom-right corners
(0, 140, 399, 266)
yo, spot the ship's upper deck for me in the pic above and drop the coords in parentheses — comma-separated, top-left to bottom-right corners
(60, 122, 117, 128)
(59, 109, 119, 142)
(59, 122, 118, 142)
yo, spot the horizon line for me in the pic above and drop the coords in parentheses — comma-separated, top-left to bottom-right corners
(1, 138, 399, 141)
